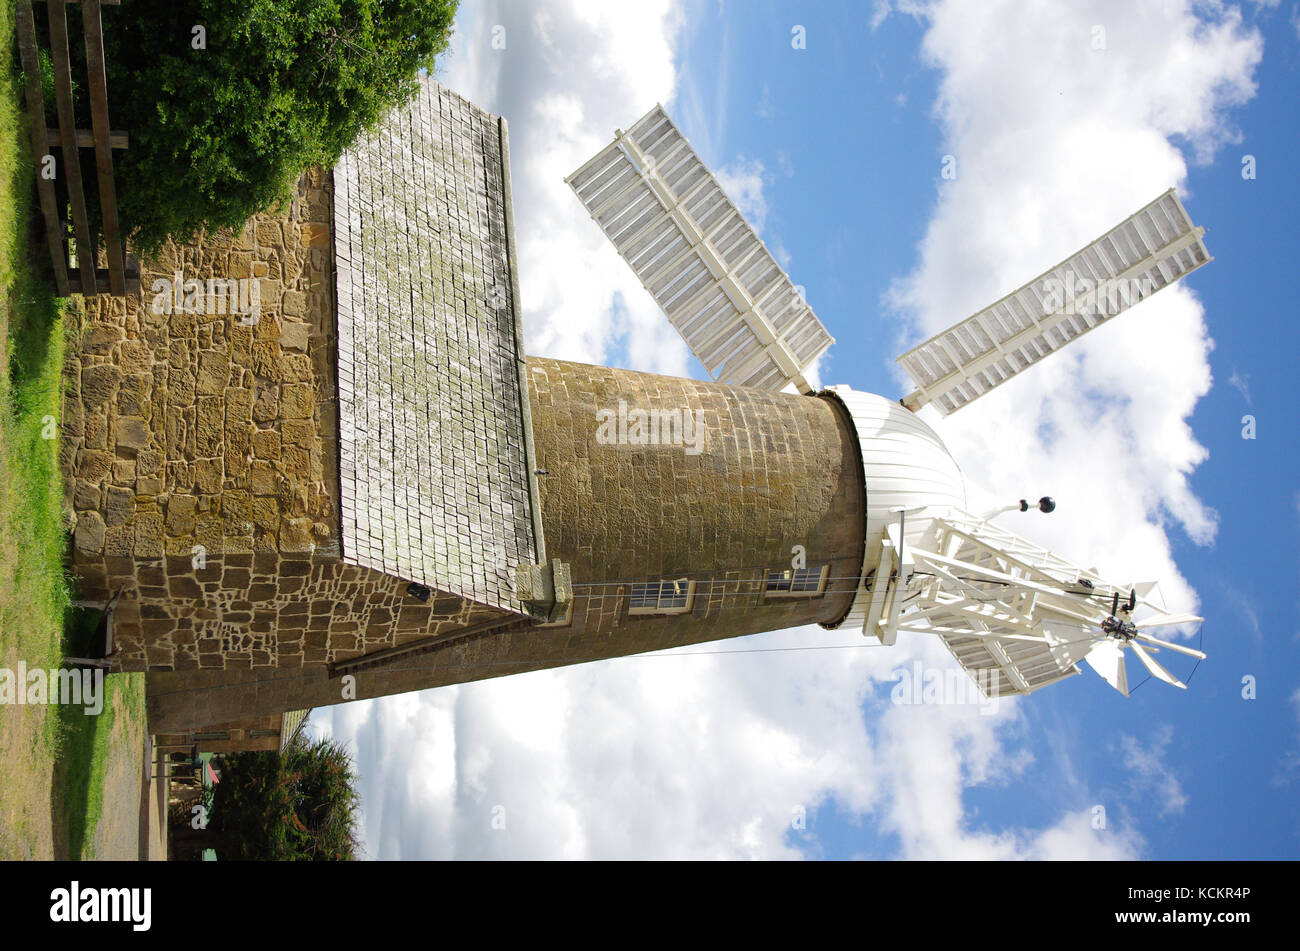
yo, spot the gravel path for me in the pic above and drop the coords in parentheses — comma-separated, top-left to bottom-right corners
(88, 687, 167, 860)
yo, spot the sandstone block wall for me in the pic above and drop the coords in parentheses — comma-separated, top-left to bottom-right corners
(62, 171, 507, 676)
(141, 356, 868, 730)
(156, 713, 286, 754)
(524, 357, 866, 649)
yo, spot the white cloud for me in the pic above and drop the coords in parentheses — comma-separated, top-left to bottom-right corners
(1228, 369, 1252, 404)
(316, 0, 1261, 860)
(439, 0, 690, 377)
(1117, 726, 1190, 818)
(871, 1, 893, 32)
(886, 0, 1263, 605)
(715, 158, 769, 234)
(1027, 808, 1144, 859)
(320, 625, 1146, 859)
(714, 156, 803, 271)
(320, 625, 894, 859)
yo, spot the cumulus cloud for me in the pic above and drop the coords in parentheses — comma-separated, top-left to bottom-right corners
(318, 625, 890, 859)
(714, 158, 770, 234)
(315, 0, 1261, 859)
(439, 0, 690, 376)
(715, 156, 797, 271)
(1027, 808, 1144, 860)
(887, 0, 1263, 601)
(318, 623, 1145, 859)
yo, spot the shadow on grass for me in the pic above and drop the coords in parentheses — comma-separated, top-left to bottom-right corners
(7, 263, 64, 391)
(48, 606, 111, 860)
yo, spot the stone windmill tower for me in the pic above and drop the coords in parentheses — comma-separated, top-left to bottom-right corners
(560, 105, 1212, 698)
(64, 81, 1208, 743)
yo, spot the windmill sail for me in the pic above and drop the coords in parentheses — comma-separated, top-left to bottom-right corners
(567, 105, 834, 393)
(897, 189, 1211, 415)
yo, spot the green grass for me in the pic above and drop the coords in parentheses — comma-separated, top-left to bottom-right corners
(0, 2, 148, 859)
(52, 654, 146, 860)
(2, 284, 70, 676)
(0, 0, 69, 667)
(52, 668, 114, 860)
(52, 612, 141, 859)
(0, 0, 70, 859)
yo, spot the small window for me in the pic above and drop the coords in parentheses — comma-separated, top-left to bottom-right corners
(764, 565, 829, 597)
(628, 579, 695, 615)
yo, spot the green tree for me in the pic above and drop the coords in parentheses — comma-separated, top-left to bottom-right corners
(96, 0, 457, 252)
(210, 724, 362, 861)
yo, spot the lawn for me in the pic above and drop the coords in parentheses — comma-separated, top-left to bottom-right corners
(0, 2, 147, 861)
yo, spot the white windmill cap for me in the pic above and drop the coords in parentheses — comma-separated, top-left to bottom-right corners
(823, 386, 967, 551)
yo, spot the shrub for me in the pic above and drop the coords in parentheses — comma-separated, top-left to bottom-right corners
(209, 725, 363, 861)
(97, 0, 457, 253)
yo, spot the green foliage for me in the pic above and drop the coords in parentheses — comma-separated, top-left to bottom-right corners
(37, 47, 56, 124)
(99, 0, 457, 252)
(209, 724, 362, 860)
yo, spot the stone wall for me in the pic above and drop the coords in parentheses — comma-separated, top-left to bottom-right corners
(525, 357, 866, 646)
(145, 354, 869, 732)
(62, 171, 508, 676)
(65, 170, 338, 569)
(156, 713, 285, 754)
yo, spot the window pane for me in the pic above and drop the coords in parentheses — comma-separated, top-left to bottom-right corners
(630, 583, 657, 608)
(629, 579, 693, 613)
(792, 568, 821, 592)
(765, 566, 823, 594)
(659, 579, 688, 609)
(765, 570, 793, 592)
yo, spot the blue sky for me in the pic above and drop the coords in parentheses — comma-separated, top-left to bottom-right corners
(314, 0, 1299, 859)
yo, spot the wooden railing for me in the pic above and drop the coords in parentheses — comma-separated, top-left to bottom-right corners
(16, 0, 138, 296)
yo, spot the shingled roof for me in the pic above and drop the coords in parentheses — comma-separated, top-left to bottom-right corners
(331, 78, 544, 615)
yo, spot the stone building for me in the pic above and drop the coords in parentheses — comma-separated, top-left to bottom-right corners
(155, 709, 310, 755)
(61, 78, 959, 735)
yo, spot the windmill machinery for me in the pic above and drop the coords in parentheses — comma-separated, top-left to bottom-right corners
(566, 104, 1210, 698)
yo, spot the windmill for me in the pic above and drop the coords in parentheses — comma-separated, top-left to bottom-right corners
(565, 104, 1209, 698)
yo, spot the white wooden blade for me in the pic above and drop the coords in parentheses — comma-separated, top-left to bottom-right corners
(567, 105, 834, 393)
(1134, 613, 1203, 629)
(898, 189, 1211, 414)
(1135, 633, 1206, 660)
(1129, 640, 1187, 689)
(1131, 581, 1160, 599)
(1085, 639, 1129, 696)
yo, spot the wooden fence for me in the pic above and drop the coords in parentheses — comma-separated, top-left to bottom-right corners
(16, 0, 137, 296)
